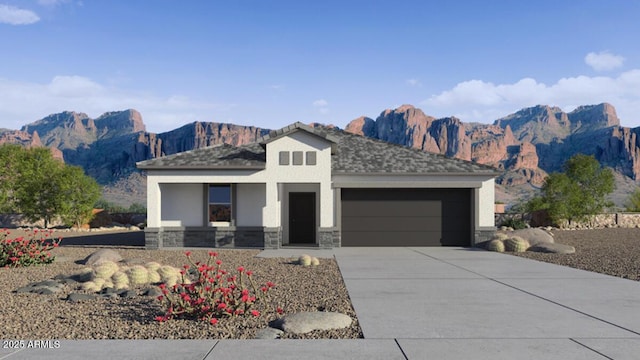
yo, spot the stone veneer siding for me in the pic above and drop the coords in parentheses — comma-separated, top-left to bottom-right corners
(318, 227, 340, 248)
(263, 227, 282, 249)
(146, 226, 486, 249)
(144, 227, 264, 249)
(474, 227, 496, 246)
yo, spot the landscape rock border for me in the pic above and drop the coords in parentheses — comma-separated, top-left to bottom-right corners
(481, 227, 576, 254)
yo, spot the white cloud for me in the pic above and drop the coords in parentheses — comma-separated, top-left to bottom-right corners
(406, 78, 422, 87)
(421, 70, 640, 126)
(312, 99, 329, 114)
(312, 99, 328, 107)
(585, 51, 625, 71)
(0, 76, 223, 133)
(48, 75, 103, 97)
(38, 0, 70, 5)
(0, 4, 40, 25)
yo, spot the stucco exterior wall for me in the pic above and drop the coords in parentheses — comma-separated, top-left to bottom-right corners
(147, 179, 160, 228)
(159, 183, 203, 227)
(145, 130, 336, 230)
(263, 131, 334, 228)
(235, 183, 265, 226)
(477, 178, 495, 228)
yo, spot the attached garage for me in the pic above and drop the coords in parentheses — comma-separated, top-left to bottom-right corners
(341, 188, 472, 247)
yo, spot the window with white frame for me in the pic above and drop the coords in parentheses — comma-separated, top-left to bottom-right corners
(209, 184, 231, 223)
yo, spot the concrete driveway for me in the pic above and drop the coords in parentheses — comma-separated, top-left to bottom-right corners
(334, 247, 640, 359)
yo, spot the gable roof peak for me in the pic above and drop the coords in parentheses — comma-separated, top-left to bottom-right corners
(258, 122, 339, 145)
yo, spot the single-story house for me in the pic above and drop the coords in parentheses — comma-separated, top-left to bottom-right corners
(136, 122, 498, 249)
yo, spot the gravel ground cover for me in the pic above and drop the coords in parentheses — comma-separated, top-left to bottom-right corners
(0, 238, 362, 340)
(4, 227, 639, 340)
(512, 228, 640, 281)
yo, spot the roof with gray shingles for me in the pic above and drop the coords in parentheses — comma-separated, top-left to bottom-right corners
(136, 142, 266, 169)
(258, 122, 340, 145)
(137, 122, 498, 175)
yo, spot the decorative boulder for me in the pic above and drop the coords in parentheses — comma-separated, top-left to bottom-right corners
(254, 327, 284, 339)
(15, 280, 65, 295)
(272, 311, 352, 334)
(510, 228, 554, 247)
(67, 293, 97, 302)
(528, 243, 576, 254)
(83, 249, 123, 266)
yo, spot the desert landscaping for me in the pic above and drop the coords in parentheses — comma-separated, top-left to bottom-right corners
(1, 227, 640, 340)
(513, 228, 640, 281)
(0, 230, 361, 340)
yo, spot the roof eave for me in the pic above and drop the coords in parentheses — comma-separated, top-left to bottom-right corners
(137, 165, 266, 170)
(332, 171, 501, 177)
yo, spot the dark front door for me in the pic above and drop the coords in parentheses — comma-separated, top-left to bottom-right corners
(289, 192, 316, 244)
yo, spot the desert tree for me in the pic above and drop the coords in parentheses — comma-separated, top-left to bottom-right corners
(527, 154, 615, 224)
(16, 147, 66, 228)
(625, 188, 640, 212)
(0, 144, 28, 213)
(58, 165, 102, 228)
(0, 145, 101, 228)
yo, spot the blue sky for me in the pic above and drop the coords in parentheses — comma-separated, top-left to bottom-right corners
(1, 0, 639, 133)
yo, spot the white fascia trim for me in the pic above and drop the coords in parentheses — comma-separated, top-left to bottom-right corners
(332, 174, 493, 189)
(333, 171, 499, 177)
(333, 181, 483, 188)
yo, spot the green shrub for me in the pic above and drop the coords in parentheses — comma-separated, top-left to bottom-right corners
(500, 217, 528, 230)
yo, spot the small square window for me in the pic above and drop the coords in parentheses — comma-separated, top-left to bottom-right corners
(306, 151, 316, 165)
(292, 151, 303, 165)
(279, 151, 290, 165)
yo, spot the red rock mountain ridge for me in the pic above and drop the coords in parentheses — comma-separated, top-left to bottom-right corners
(345, 103, 636, 187)
(0, 128, 63, 160)
(0, 103, 638, 205)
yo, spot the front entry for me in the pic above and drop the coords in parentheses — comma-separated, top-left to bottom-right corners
(289, 192, 316, 244)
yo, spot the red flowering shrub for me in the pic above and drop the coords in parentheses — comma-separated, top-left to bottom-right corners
(0, 228, 61, 267)
(155, 251, 279, 324)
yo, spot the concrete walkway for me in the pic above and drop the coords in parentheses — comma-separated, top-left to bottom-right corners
(3, 247, 640, 359)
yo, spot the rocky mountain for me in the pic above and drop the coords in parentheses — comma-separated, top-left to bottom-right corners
(1, 103, 638, 207)
(0, 128, 64, 160)
(20, 110, 146, 150)
(0, 110, 268, 206)
(344, 103, 640, 196)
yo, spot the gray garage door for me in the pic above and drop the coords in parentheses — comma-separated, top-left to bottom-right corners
(341, 188, 471, 247)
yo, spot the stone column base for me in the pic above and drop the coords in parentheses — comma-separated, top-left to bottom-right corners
(318, 227, 340, 248)
(474, 227, 497, 246)
(263, 227, 282, 249)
